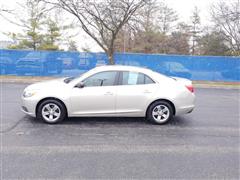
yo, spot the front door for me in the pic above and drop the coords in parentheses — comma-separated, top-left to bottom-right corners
(70, 71, 118, 116)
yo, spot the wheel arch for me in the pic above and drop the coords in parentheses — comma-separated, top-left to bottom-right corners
(35, 97, 68, 117)
(146, 99, 176, 116)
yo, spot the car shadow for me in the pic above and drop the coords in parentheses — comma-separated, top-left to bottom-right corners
(62, 117, 148, 127)
(169, 116, 192, 127)
(27, 115, 191, 127)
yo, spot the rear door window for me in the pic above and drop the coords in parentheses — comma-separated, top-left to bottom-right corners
(121, 71, 155, 85)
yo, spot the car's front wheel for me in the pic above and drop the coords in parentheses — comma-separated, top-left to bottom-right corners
(37, 99, 67, 124)
(147, 101, 173, 125)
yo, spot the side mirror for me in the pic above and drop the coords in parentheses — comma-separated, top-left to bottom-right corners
(75, 81, 85, 88)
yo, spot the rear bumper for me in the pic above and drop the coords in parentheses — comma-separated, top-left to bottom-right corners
(176, 105, 195, 115)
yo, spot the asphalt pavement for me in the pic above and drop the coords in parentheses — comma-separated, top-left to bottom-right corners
(0, 82, 239, 179)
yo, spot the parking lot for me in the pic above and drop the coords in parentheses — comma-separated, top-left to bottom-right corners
(0, 82, 239, 179)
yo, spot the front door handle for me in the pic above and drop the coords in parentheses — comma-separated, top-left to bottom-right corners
(104, 92, 113, 95)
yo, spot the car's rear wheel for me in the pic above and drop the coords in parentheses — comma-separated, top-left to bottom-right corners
(37, 99, 66, 124)
(147, 101, 173, 125)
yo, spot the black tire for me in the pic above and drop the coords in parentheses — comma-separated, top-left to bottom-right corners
(37, 99, 67, 124)
(146, 100, 173, 125)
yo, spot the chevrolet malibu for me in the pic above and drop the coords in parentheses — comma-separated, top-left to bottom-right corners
(21, 65, 195, 124)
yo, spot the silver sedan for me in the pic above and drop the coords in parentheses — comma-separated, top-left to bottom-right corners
(21, 65, 195, 124)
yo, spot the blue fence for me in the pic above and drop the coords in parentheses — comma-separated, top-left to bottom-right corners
(0, 49, 239, 82)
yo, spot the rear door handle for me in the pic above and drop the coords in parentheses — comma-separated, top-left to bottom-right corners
(104, 92, 113, 95)
(143, 90, 152, 94)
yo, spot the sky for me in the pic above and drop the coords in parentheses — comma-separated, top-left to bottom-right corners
(0, 0, 230, 52)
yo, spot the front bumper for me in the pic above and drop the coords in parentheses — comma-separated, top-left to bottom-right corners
(21, 97, 38, 117)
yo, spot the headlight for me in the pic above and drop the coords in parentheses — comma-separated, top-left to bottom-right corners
(23, 90, 37, 98)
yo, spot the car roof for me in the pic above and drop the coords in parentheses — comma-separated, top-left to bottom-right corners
(93, 65, 153, 73)
(70, 65, 168, 85)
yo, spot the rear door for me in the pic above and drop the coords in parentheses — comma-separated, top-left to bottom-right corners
(115, 71, 157, 116)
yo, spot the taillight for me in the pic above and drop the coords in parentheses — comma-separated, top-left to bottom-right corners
(186, 85, 194, 93)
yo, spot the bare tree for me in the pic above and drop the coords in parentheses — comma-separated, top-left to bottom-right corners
(42, 0, 146, 64)
(0, 5, 13, 23)
(114, 0, 179, 54)
(0, 3, 14, 15)
(137, 0, 159, 32)
(134, 1, 178, 34)
(157, 2, 178, 34)
(197, 31, 229, 56)
(166, 22, 191, 55)
(190, 6, 201, 55)
(0, 7, 11, 14)
(211, 0, 240, 53)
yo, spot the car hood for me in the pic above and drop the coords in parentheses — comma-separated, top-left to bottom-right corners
(25, 78, 67, 91)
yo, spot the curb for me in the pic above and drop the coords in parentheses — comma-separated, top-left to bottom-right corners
(193, 84, 240, 90)
(192, 81, 240, 89)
